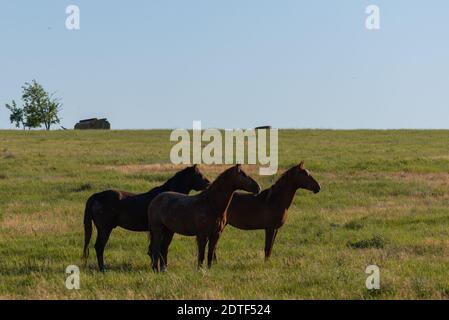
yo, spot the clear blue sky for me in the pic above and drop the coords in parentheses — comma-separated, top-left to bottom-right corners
(1, 1, 448, 129)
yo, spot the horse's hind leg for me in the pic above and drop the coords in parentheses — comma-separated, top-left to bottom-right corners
(207, 233, 221, 268)
(196, 236, 208, 269)
(95, 227, 112, 272)
(160, 229, 174, 272)
(264, 228, 278, 260)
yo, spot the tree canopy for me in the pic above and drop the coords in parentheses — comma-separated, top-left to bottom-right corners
(4, 80, 62, 130)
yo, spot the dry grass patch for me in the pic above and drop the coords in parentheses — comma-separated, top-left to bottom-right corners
(428, 155, 449, 160)
(1, 211, 76, 236)
(320, 171, 449, 186)
(330, 201, 418, 218)
(388, 172, 449, 186)
(420, 238, 449, 252)
(102, 163, 262, 175)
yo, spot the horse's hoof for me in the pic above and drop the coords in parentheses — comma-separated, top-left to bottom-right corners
(196, 266, 202, 271)
(161, 267, 168, 273)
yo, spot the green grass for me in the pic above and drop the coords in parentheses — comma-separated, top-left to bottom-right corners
(1, 129, 449, 299)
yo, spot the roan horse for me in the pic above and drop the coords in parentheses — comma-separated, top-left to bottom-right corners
(82, 165, 210, 271)
(148, 164, 261, 272)
(214, 162, 320, 261)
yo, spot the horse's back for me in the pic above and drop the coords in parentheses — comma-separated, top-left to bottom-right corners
(148, 192, 201, 236)
(87, 189, 152, 230)
(148, 191, 186, 217)
(149, 192, 196, 215)
(150, 191, 188, 206)
(90, 189, 135, 204)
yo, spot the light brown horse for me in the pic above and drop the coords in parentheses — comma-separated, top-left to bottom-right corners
(216, 162, 320, 261)
(148, 164, 261, 272)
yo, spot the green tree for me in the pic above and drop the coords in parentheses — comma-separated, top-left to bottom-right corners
(4, 80, 62, 130)
(40, 94, 62, 131)
(5, 100, 25, 129)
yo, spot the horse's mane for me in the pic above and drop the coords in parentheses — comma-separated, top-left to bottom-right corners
(146, 184, 168, 195)
(210, 167, 231, 185)
(260, 166, 297, 201)
(204, 166, 234, 194)
(165, 167, 187, 184)
(146, 167, 190, 194)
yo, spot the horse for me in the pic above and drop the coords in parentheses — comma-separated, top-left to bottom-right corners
(148, 164, 261, 272)
(82, 165, 210, 271)
(214, 162, 320, 261)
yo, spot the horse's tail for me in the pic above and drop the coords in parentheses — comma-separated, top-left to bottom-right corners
(82, 196, 94, 264)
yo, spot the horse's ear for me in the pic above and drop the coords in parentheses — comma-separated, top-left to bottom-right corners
(299, 161, 304, 169)
(192, 164, 198, 170)
(235, 164, 242, 171)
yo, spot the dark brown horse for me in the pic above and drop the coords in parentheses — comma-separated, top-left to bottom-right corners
(215, 162, 320, 261)
(148, 164, 261, 272)
(82, 165, 210, 271)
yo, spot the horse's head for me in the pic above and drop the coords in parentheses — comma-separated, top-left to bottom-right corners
(170, 165, 210, 193)
(230, 164, 261, 194)
(291, 161, 321, 194)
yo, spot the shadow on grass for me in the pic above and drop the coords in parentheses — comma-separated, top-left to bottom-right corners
(347, 235, 387, 249)
(73, 183, 93, 192)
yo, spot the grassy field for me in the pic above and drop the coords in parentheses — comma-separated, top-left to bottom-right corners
(1, 129, 449, 299)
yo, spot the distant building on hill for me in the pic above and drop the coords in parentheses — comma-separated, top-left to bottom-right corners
(74, 118, 111, 130)
(255, 125, 272, 130)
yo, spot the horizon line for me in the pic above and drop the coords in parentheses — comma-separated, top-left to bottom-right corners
(1, 127, 449, 131)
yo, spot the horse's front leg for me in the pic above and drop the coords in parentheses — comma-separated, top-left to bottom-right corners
(207, 232, 221, 268)
(264, 228, 278, 260)
(160, 229, 174, 272)
(149, 227, 162, 272)
(196, 236, 208, 269)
